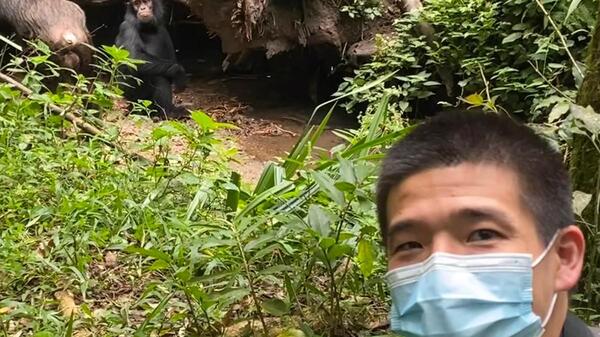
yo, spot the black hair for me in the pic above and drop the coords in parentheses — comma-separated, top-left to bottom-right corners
(376, 110, 574, 246)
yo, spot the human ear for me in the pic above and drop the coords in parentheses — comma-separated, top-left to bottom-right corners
(554, 225, 586, 292)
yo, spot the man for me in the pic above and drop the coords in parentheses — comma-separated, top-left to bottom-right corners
(376, 110, 600, 337)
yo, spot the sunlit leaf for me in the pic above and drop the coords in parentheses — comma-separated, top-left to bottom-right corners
(573, 191, 592, 217)
(277, 329, 306, 337)
(357, 239, 375, 277)
(502, 32, 522, 43)
(464, 93, 484, 106)
(565, 0, 584, 22)
(548, 101, 570, 123)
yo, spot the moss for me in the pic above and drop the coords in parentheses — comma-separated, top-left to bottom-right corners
(577, 0, 600, 110)
(572, 1, 600, 194)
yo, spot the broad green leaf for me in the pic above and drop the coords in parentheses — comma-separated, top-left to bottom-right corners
(308, 204, 333, 237)
(261, 298, 291, 316)
(548, 101, 570, 123)
(187, 285, 213, 306)
(191, 110, 216, 130)
(215, 288, 251, 302)
(175, 268, 192, 282)
(357, 239, 375, 277)
(245, 232, 277, 251)
(102, 45, 130, 61)
(149, 259, 170, 271)
(125, 246, 172, 263)
(464, 93, 484, 106)
(312, 171, 345, 206)
(512, 23, 528, 31)
(573, 191, 592, 217)
(249, 243, 286, 263)
(570, 104, 600, 134)
(339, 157, 356, 184)
(320, 237, 336, 249)
(327, 243, 353, 261)
(565, 0, 584, 22)
(502, 32, 522, 44)
(65, 312, 74, 337)
(334, 181, 356, 192)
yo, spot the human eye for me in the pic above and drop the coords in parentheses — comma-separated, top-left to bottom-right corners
(391, 241, 423, 255)
(467, 229, 504, 243)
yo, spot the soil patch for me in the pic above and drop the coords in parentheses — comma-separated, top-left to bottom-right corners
(113, 74, 356, 184)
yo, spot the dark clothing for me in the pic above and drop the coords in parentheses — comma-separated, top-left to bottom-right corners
(562, 313, 598, 337)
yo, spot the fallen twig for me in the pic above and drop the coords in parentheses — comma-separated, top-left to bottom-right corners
(0, 72, 150, 163)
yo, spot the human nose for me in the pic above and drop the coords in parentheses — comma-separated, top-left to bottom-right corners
(430, 232, 463, 255)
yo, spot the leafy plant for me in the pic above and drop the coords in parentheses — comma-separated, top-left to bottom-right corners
(340, 0, 383, 20)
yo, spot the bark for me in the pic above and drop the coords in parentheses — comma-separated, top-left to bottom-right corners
(77, 0, 400, 62)
(572, 0, 600, 196)
(570, 1, 600, 322)
(577, 0, 600, 111)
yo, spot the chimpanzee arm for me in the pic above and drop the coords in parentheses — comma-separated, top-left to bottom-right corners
(115, 20, 143, 58)
(137, 61, 184, 79)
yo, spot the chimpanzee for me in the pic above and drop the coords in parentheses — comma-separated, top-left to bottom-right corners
(115, 0, 188, 119)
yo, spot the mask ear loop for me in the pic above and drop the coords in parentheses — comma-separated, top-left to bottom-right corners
(533, 231, 561, 267)
(541, 293, 558, 328)
(535, 293, 559, 337)
(533, 230, 561, 336)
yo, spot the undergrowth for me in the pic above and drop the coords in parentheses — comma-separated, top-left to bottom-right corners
(2, 0, 600, 334)
(338, 0, 600, 323)
(0, 42, 400, 337)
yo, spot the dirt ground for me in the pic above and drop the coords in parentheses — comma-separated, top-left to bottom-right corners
(113, 74, 356, 184)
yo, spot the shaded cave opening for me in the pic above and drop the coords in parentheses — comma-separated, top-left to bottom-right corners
(82, 0, 358, 128)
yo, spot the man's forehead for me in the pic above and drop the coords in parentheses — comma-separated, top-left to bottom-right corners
(394, 163, 522, 196)
(386, 163, 528, 226)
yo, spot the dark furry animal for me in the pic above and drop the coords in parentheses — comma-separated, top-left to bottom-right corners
(0, 0, 92, 73)
(115, 0, 188, 119)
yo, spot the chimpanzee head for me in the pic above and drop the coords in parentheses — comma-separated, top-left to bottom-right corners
(128, 0, 165, 26)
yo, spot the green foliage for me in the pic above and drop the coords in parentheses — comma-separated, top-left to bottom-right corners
(340, 0, 596, 119)
(340, 0, 383, 20)
(0, 38, 402, 336)
(3, 0, 600, 332)
(338, 0, 600, 323)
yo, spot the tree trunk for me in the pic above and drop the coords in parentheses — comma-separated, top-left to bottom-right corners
(577, 0, 600, 111)
(570, 0, 600, 323)
(572, 0, 600, 196)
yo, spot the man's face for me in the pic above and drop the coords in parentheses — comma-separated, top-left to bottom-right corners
(385, 162, 558, 318)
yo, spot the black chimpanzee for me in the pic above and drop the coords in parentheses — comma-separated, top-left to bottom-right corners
(116, 0, 188, 119)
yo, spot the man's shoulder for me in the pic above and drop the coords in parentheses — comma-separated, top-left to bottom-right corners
(563, 313, 598, 337)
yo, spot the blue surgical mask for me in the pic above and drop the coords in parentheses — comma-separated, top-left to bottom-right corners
(386, 234, 559, 337)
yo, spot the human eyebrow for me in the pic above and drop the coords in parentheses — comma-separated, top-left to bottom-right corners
(452, 207, 516, 233)
(386, 220, 423, 244)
